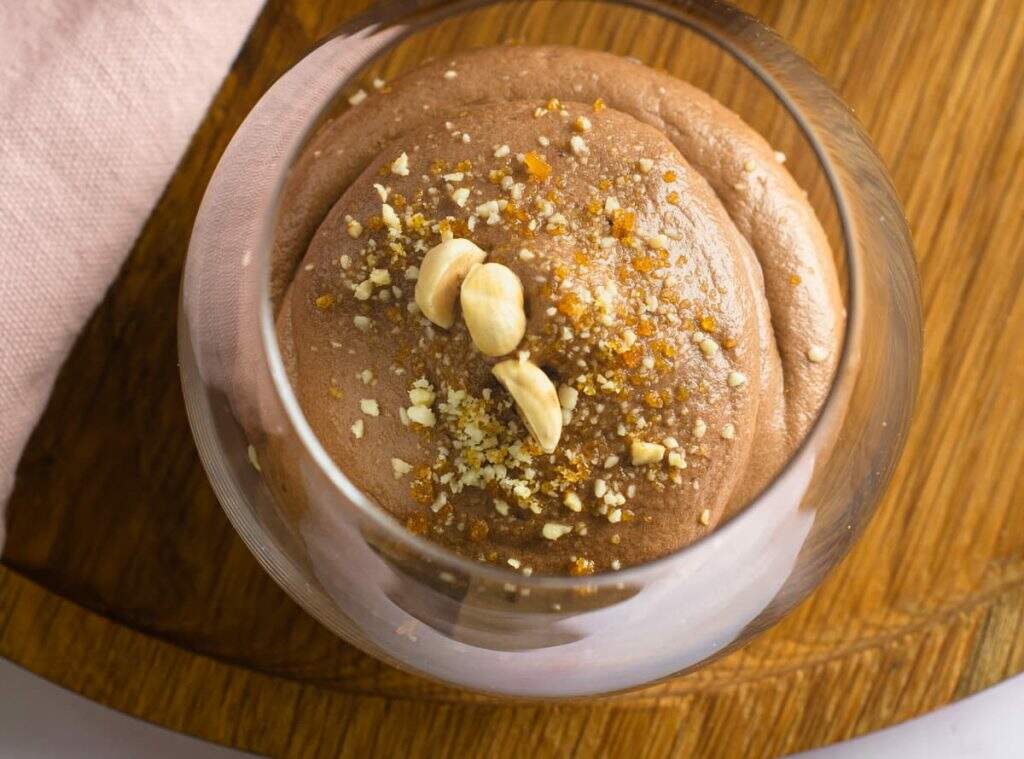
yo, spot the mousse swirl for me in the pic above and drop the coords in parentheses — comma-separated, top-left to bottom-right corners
(273, 46, 843, 575)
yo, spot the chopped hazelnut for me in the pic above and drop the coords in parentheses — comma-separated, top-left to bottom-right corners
(630, 440, 665, 465)
(391, 458, 413, 478)
(542, 522, 573, 540)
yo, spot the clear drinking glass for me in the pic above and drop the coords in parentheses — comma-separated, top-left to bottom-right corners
(179, 0, 921, 697)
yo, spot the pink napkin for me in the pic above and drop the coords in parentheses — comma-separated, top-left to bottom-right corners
(0, 1, 263, 548)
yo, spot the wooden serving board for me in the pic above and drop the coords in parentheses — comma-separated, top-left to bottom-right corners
(2, 0, 1023, 756)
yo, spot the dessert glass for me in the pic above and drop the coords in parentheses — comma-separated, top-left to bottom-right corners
(179, 0, 921, 697)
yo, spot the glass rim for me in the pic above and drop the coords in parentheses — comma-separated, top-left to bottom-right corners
(254, 0, 862, 591)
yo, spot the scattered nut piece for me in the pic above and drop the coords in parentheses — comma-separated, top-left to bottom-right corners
(563, 492, 583, 512)
(354, 280, 373, 300)
(460, 262, 526, 356)
(699, 509, 712, 526)
(648, 233, 669, 250)
(557, 384, 579, 411)
(699, 337, 719, 357)
(475, 199, 501, 221)
(807, 345, 829, 363)
(360, 399, 379, 416)
(492, 356, 562, 453)
(414, 238, 487, 328)
(390, 152, 410, 176)
(542, 522, 573, 541)
(407, 405, 436, 427)
(391, 458, 412, 478)
(381, 203, 401, 233)
(408, 385, 435, 407)
(570, 134, 589, 156)
(350, 419, 364, 439)
(727, 371, 748, 387)
(630, 440, 665, 465)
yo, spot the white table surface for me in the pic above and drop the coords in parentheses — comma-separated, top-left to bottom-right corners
(1, 658, 1021, 758)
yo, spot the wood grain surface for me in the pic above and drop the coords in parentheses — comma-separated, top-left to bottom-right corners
(3, 0, 1024, 757)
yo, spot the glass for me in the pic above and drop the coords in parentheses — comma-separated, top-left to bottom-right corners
(179, 0, 921, 697)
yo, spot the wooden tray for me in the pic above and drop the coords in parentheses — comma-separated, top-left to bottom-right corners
(3, 1, 1023, 756)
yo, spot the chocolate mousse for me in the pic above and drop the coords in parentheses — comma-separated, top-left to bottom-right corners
(271, 45, 844, 576)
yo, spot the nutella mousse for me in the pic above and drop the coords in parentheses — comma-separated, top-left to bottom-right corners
(271, 46, 844, 576)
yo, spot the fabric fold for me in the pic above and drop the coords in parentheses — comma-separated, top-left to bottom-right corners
(0, 0, 263, 548)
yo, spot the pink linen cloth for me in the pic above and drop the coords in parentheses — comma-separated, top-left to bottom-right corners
(0, 1, 263, 548)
